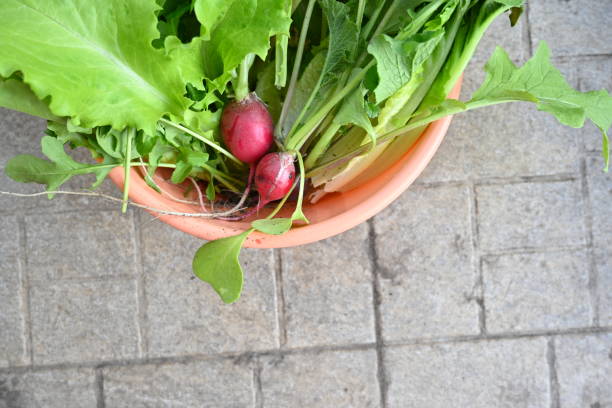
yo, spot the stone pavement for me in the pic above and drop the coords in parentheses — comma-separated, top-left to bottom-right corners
(1, 0, 611, 406)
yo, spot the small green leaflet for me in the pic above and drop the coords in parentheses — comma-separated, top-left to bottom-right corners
(469, 42, 612, 168)
(332, 83, 376, 146)
(5, 136, 117, 196)
(316, 0, 360, 93)
(252, 218, 293, 235)
(367, 35, 412, 103)
(192, 230, 251, 304)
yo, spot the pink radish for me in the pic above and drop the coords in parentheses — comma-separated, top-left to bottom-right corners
(220, 93, 274, 164)
(218, 152, 296, 221)
(255, 152, 296, 204)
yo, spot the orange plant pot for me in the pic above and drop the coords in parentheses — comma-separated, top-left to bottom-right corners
(109, 79, 462, 248)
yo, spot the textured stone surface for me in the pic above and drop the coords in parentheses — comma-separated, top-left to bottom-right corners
(25, 211, 137, 281)
(419, 61, 579, 183)
(0, 217, 26, 367)
(0, 109, 46, 166)
(555, 334, 612, 408)
(30, 280, 140, 364)
(260, 349, 380, 408)
(280, 224, 375, 348)
(483, 250, 591, 333)
(0, 107, 120, 214)
(372, 185, 480, 341)
(140, 218, 278, 357)
(0, 369, 97, 408)
(529, 0, 612, 57)
(103, 359, 253, 407)
(471, 8, 528, 64)
(476, 181, 585, 252)
(1, 3, 612, 407)
(586, 157, 612, 325)
(385, 338, 550, 408)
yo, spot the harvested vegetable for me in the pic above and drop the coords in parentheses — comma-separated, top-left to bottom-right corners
(1, 0, 611, 303)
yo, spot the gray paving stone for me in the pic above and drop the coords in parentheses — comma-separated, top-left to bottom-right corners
(483, 250, 591, 333)
(0, 109, 46, 166)
(260, 349, 380, 408)
(25, 211, 137, 281)
(0, 368, 97, 408)
(471, 7, 528, 64)
(0, 217, 26, 367)
(0, 108, 121, 214)
(578, 57, 612, 153)
(529, 0, 612, 57)
(419, 59, 579, 183)
(103, 359, 253, 407)
(280, 224, 376, 348)
(476, 180, 586, 252)
(385, 338, 550, 408)
(555, 334, 612, 408)
(372, 185, 480, 341)
(586, 157, 612, 325)
(30, 280, 139, 364)
(140, 218, 278, 358)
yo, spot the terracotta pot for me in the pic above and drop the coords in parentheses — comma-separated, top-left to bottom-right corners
(109, 79, 462, 248)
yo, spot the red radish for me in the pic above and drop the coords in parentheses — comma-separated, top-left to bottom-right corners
(255, 152, 296, 204)
(217, 152, 296, 221)
(220, 93, 274, 164)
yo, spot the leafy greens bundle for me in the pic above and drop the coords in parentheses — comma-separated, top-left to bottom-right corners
(1, 0, 611, 303)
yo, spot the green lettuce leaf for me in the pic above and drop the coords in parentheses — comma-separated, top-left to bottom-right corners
(0, 78, 60, 122)
(195, 0, 292, 88)
(0, 0, 197, 134)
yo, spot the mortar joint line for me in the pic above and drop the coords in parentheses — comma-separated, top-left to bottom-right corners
(367, 220, 389, 408)
(523, 0, 534, 57)
(95, 367, 105, 408)
(469, 182, 487, 335)
(253, 357, 264, 408)
(546, 338, 561, 408)
(273, 248, 288, 348)
(578, 158, 599, 327)
(132, 211, 150, 357)
(2, 327, 612, 376)
(16, 215, 34, 366)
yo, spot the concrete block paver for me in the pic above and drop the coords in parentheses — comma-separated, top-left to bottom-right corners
(30, 280, 140, 364)
(0, 109, 45, 166)
(483, 250, 591, 333)
(586, 157, 612, 325)
(280, 224, 376, 348)
(260, 349, 380, 408)
(140, 219, 278, 358)
(25, 211, 137, 281)
(103, 359, 254, 408)
(0, 216, 26, 367)
(555, 334, 612, 408)
(0, 368, 97, 408)
(476, 180, 585, 252)
(529, 0, 612, 57)
(420, 60, 579, 183)
(372, 185, 480, 341)
(385, 338, 550, 408)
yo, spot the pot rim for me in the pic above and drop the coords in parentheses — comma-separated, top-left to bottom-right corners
(109, 78, 462, 248)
